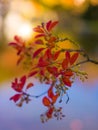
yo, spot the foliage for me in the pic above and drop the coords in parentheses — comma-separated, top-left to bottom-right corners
(9, 20, 98, 123)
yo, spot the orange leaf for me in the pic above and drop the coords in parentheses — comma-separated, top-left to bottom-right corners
(33, 26, 44, 33)
(42, 97, 51, 107)
(48, 36, 57, 43)
(52, 94, 59, 103)
(17, 55, 24, 65)
(70, 52, 79, 65)
(33, 48, 45, 58)
(48, 86, 54, 99)
(26, 83, 34, 90)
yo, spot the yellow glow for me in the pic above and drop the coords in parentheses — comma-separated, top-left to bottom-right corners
(18, 23, 33, 39)
(5, 12, 33, 40)
(74, 0, 85, 6)
(91, 0, 98, 5)
(41, 0, 60, 6)
(61, 0, 74, 7)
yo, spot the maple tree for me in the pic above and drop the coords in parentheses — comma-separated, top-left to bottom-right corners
(9, 20, 98, 123)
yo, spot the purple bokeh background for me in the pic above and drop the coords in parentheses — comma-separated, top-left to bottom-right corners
(0, 79, 98, 130)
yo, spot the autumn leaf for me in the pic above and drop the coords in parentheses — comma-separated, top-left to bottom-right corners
(28, 70, 38, 77)
(48, 86, 54, 99)
(26, 83, 34, 90)
(48, 36, 57, 43)
(70, 52, 79, 65)
(17, 55, 24, 65)
(42, 97, 51, 107)
(38, 57, 49, 67)
(46, 21, 58, 32)
(35, 34, 45, 38)
(53, 50, 61, 60)
(62, 77, 72, 87)
(45, 48, 52, 60)
(33, 26, 44, 33)
(62, 58, 68, 70)
(65, 51, 70, 61)
(10, 94, 22, 102)
(20, 75, 26, 86)
(52, 94, 59, 104)
(35, 39, 44, 45)
(46, 20, 52, 31)
(9, 42, 18, 47)
(14, 35, 23, 43)
(33, 48, 45, 58)
(11, 76, 26, 92)
(48, 86, 59, 103)
(64, 70, 73, 77)
(47, 67, 58, 77)
(46, 107, 54, 118)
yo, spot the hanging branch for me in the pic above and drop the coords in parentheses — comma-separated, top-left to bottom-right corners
(8, 20, 98, 122)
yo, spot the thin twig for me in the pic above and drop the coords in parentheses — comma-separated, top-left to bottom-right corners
(66, 92, 69, 104)
(23, 90, 47, 98)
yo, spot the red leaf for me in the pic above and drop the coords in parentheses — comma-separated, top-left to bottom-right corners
(39, 69, 45, 76)
(62, 77, 72, 87)
(64, 70, 73, 77)
(42, 97, 51, 107)
(35, 34, 45, 38)
(33, 26, 44, 33)
(46, 20, 52, 31)
(20, 75, 26, 86)
(47, 21, 58, 31)
(14, 35, 24, 45)
(10, 94, 22, 102)
(38, 57, 49, 67)
(47, 67, 58, 77)
(53, 50, 60, 60)
(46, 107, 54, 118)
(45, 48, 52, 59)
(8, 42, 17, 46)
(11, 76, 27, 93)
(65, 51, 70, 61)
(35, 39, 44, 45)
(14, 35, 21, 42)
(28, 70, 38, 77)
(33, 48, 45, 58)
(70, 52, 79, 65)
(62, 58, 68, 69)
(17, 55, 24, 65)
(26, 83, 34, 90)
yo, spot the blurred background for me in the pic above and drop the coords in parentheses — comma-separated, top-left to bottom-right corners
(0, 0, 98, 130)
